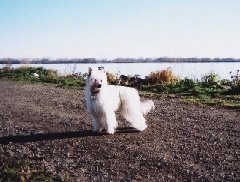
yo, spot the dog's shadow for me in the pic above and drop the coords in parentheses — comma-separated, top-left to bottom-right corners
(0, 127, 139, 145)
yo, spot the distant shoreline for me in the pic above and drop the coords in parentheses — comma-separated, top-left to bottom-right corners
(1, 61, 239, 64)
(1, 57, 240, 64)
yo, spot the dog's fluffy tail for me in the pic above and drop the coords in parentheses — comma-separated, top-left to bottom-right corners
(141, 100, 155, 115)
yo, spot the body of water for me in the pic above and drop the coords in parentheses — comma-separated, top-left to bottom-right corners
(10, 62, 240, 80)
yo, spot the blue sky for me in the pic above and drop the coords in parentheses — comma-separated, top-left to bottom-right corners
(0, 0, 239, 59)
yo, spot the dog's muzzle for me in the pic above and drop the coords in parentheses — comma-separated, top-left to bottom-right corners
(90, 84, 102, 100)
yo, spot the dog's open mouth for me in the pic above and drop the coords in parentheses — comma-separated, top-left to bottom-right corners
(90, 90, 100, 100)
(91, 90, 100, 96)
(90, 83, 102, 98)
(90, 86, 100, 97)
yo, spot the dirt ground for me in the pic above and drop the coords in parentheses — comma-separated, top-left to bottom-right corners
(0, 80, 239, 181)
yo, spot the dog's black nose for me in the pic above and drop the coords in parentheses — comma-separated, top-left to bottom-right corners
(97, 84, 102, 88)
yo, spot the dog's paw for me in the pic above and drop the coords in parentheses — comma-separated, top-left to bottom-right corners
(106, 128, 115, 134)
(93, 129, 99, 133)
(135, 124, 147, 131)
(93, 125, 104, 133)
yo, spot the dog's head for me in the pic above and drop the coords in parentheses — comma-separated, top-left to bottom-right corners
(86, 67, 108, 96)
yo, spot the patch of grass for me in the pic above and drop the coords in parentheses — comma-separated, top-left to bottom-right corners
(0, 66, 85, 89)
(39, 76, 85, 89)
(0, 166, 19, 181)
(140, 73, 240, 109)
(140, 78, 197, 94)
(0, 160, 59, 182)
(184, 95, 240, 109)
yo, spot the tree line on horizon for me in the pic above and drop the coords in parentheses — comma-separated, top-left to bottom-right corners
(0, 57, 240, 64)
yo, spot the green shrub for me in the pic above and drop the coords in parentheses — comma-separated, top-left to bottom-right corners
(201, 72, 219, 86)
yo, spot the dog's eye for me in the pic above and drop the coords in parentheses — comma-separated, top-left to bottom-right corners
(100, 80, 102, 82)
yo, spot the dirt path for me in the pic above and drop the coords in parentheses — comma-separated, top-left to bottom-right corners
(0, 80, 239, 181)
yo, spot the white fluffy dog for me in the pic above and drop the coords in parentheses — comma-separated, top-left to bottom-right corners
(84, 67, 155, 134)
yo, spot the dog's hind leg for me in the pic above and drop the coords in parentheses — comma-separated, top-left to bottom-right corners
(123, 112, 147, 131)
(132, 115, 147, 131)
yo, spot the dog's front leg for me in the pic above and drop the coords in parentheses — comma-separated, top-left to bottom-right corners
(105, 111, 117, 134)
(91, 116, 102, 133)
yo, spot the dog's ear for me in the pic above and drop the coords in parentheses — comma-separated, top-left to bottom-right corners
(88, 67, 92, 76)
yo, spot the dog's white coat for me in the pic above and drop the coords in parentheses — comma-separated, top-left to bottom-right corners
(84, 67, 155, 134)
